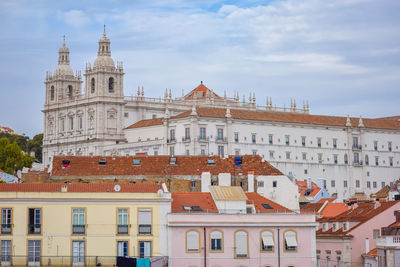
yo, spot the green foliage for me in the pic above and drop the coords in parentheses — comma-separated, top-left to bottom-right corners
(0, 133, 43, 162)
(0, 137, 34, 175)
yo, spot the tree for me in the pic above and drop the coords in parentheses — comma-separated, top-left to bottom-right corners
(0, 138, 33, 175)
(27, 134, 43, 162)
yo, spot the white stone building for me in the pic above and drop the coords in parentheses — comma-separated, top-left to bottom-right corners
(43, 31, 400, 201)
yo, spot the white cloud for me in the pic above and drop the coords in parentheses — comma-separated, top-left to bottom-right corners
(63, 9, 91, 27)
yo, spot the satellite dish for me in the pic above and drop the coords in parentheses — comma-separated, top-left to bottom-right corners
(114, 184, 121, 192)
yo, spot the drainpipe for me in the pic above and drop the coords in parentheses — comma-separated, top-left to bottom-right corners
(204, 227, 207, 267)
(277, 228, 281, 267)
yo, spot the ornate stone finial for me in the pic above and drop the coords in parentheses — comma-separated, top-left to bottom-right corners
(137, 86, 140, 96)
(182, 89, 184, 97)
(63, 35, 66, 47)
(303, 100, 306, 111)
(266, 96, 269, 107)
(270, 97, 272, 107)
(169, 88, 172, 99)
(243, 95, 246, 103)
(164, 88, 168, 99)
(225, 107, 231, 118)
(224, 90, 227, 99)
(252, 92, 256, 103)
(165, 107, 170, 118)
(191, 105, 197, 116)
(141, 86, 144, 96)
(358, 116, 365, 128)
(201, 80, 203, 84)
(306, 100, 309, 111)
(103, 24, 107, 37)
(346, 115, 352, 127)
(249, 93, 252, 103)
(284, 104, 286, 112)
(293, 99, 296, 109)
(290, 98, 293, 108)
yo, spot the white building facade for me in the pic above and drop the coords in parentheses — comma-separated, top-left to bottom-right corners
(43, 31, 400, 201)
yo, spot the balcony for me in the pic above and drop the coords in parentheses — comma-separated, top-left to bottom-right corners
(72, 224, 85, 234)
(167, 138, 176, 144)
(198, 136, 209, 142)
(215, 137, 227, 143)
(182, 137, 191, 143)
(352, 145, 362, 151)
(1, 224, 11, 234)
(28, 224, 41, 234)
(377, 235, 400, 247)
(118, 224, 129, 234)
(138, 224, 152, 235)
(353, 161, 363, 167)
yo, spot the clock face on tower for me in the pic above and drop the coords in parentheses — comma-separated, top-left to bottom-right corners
(114, 184, 121, 192)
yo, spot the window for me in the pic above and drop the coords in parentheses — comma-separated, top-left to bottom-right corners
(390, 157, 393, 167)
(72, 208, 85, 234)
(78, 116, 82, 129)
(186, 149, 190, 156)
(139, 241, 151, 258)
(185, 128, 190, 140)
(388, 141, 392, 151)
(252, 150, 257, 156)
(353, 136, 358, 149)
(375, 156, 379, 166)
(356, 180, 360, 188)
(169, 146, 174, 156)
(218, 146, 224, 156)
(344, 154, 348, 164)
(235, 230, 248, 258)
(333, 139, 337, 149)
(109, 77, 114, 93)
(317, 138, 321, 148)
(285, 135, 290, 145)
(1, 209, 12, 234)
(381, 182, 385, 188)
(210, 231, 223, 251)
(169, 129, 175, 141)
(269, 151, 274, 159)
(117, 209, 128, 234)
(261, 231, 274, 252)
(373, 181, 377, 188)
(217, 128, 224, 141)
(72, 241, 85, 265)
(344, 180, 348, 188)
(138, 209, 151, 235)
(374, 141, 378, 151)
(373, 229, 380, 239)
(331, 180, 335, 187)
(269, 135, 273, 144)
(365, 155, 369, 165)
(318, 153, 322, 162)
(201, 149, 205, 155)
(91, 78, 95, 93)
(252, 134, 256, 144)
(124, 112, 129, 118)
(286, 152, 290, 159)
(273, 181, 277, 188)
(117, 241, 128, 257)
(353, 152, 359, 164)
(154, 150, 158, 156)
(301, 137, 306, 147)
(334, 155, 338, 164)
(28, 240, 41, 266)
(50, 86, 55, 100)
(68, 85, 73, 100)
(235, 149, 240, 155)
(304, 169, 308, 174)
(302, 153, 307, 160)
(1, 240, 11, 266)
(367, 181, 371, 188)
(186, 230, 200, 252)
(234, 133, 239, 143)
(190, 181, 196, 188)
(258, 181, 264, 188)
(200, 127, 206, 140)
(61, 118, 65, 132)
(284, 230, 298, 251)
(28, 208, 41, 234)
(69, 116, 74, 130)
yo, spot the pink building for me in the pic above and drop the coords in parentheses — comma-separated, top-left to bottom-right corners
(316, 200, 400, 267)
(168, 186, 318, 267)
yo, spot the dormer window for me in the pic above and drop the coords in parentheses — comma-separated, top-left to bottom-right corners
(98, 158, 107, 165)
(207, 158, 215, 165)
(133, 159, 141, 165)
(62, 159, 70, 167)
(343, 222, 350, 231)
(170, 157, 177, 165)
(322, 223, 329, 232)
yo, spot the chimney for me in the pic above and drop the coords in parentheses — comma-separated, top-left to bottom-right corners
(218, 173, 231, 186)
(61, 185, 68, 193)
(365, 238, 370, 254)
(161, 183, 169, 193)
(247, 171, 254, 193)
(201, 172, 211, 192)
(374, 200, 381, 209)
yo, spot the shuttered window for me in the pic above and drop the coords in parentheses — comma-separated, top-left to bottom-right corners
(235, 231, 248, 257)
(261, 231, 274, 251)
(186, 230, 200, 252)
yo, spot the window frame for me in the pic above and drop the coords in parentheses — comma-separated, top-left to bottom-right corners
(71, 240, 85, 266)
(234, 229, 249, 259)
(71, 208, 86, 235)
(283, 229, 298, 252)
(209, 229, 224, 253)
(138, 240, 152, 258)
(27, 208, 42, 235)
(137, 208, 152, 235)
(1, 240, 12, 266)
(116, 208, 129, 235)
(1, 208, 13, 235)
(260, 230, 274, 253)
(27, 239, 41, 266)
(116, 240, 129, 257)
(108, 77, 114, 93)
(186, 229, 201, 253)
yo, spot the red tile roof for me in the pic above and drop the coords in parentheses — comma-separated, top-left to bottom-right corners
(0, 169, 5, 173)
(320, 203, 348, 218)
(296, 180, 322, 198)
(51, 155, 282, 177)
(128, 106, 400, 130)
(317, 198, 336, 204)
(125, 118, 163, 129)
(0, 183, 161, 193)
(172, 192, 218, 213)
(246, 192, 292, 213)
(183, 83, 222, 100)
(363, 248, 377, 257)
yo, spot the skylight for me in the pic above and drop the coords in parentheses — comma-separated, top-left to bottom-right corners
(262, 203, 273, 209)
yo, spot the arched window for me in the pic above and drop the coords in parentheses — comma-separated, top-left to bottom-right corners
(344, 154, 348, 164)
(235, 230, 248, 258)
(109, 77, 114, 93)
(50, 86, 55, 101)
(210, 230, 223, 252)
(68, 85, 73, 100)
(284, 230, 298, 251)
(91, 78, 95, 93)
(261, 230, 274, 252)
(365, 155, 369, 165)
(186, 230, 200, 252)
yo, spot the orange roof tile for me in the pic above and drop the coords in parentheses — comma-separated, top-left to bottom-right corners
(320, 203, 348, 218)
(246, 192, 292, 213)
(183, 83, 222, 100)
(125, 118, 163, 129)
(172, 192, 218, 213)
(128, 107, 400, 130)
(51, 155, 282, 177)
(0, 183, 161, 193)
(364, 248, 377, 257)
(317, 198, 336, 204)
(371, 185, 390, 199)
(296, 181, 322, 198)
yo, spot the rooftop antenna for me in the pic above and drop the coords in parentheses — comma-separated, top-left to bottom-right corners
(103, 24, 106, 37)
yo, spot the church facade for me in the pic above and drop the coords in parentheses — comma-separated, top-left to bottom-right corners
(43, 31, 400, 201)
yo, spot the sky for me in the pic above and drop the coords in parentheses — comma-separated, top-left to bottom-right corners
(0, 0, 399, 137)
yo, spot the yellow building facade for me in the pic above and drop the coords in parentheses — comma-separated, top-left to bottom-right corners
(0, 183, 171, 266)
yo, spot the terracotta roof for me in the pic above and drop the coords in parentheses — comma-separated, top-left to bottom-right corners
(125, 118, 163, 129)
(246, 192, 292, 213)
(363, 248, 377, 257)
(183, 83, 222, 100)
(171, 192, 218, 213)
(320, 203, 348, 218)
(317, 198, 336, 204)
(300, 203, 324, 213)
(0, 169, 5, 173)
(51, 155, 283, 177)
(0, 183, 161, 193)
(296, 181, 322, 198)
(371, 185, 391, 199)
(317, 201, 400, 236)
(210, 186, 248, 201)
(128, 107, 400, 130)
